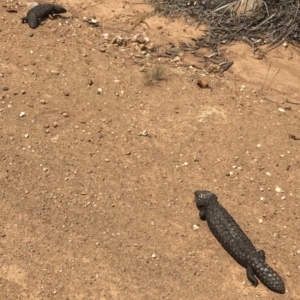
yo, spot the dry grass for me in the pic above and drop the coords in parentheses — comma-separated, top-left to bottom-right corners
(143, 65, 166, 86)
(149, 0, 300, 50)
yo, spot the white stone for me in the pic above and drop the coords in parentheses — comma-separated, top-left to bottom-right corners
(193, 224, 200, 231)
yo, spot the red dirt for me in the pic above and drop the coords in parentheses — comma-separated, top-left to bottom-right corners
(0, 1, 299, 299)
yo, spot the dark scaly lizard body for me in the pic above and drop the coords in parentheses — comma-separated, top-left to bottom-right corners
(194, 190, 285, 294)
(22, 4, 67, 29)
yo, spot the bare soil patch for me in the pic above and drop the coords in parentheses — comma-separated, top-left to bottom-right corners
(0, 1, 299, 299)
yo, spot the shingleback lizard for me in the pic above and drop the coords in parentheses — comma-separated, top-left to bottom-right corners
(194, 190, 285, 294)
(22, 3, 67, 29)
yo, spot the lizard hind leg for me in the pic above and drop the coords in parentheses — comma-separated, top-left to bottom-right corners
(246, 265, 259, 286)
(199, 210, 206, 221)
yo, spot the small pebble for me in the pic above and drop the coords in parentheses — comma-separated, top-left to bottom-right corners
(197, 78, 209, 89)
(139, 130, 148, 136)
(151, 253, 156, 258)
(51, 70, 60, 75)
(28, 2, 39, 9)
(20, 112, 26, 117)
(193, 224, 200, 231)
(97, 88, 102, 94)
(275, 186, 282, 193)
(103, 33, 109, 40)
(3, 86, 9, 91)
(172, 56, 180, 62)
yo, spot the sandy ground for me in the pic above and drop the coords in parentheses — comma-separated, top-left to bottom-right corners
(0, 0, 299, 299)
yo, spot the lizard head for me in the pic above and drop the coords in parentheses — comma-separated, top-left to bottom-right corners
(194, 190, 218, 209)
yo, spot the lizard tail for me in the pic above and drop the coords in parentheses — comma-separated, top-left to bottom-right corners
(252, 258, 285, 294)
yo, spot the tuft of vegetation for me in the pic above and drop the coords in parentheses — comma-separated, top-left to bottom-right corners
(152, 1, 163, 13)
(143, 65, 166, 86)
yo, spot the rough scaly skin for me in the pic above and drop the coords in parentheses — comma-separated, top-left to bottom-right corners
(194, 190, 285, 294)
(22, 4, 67, 29)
